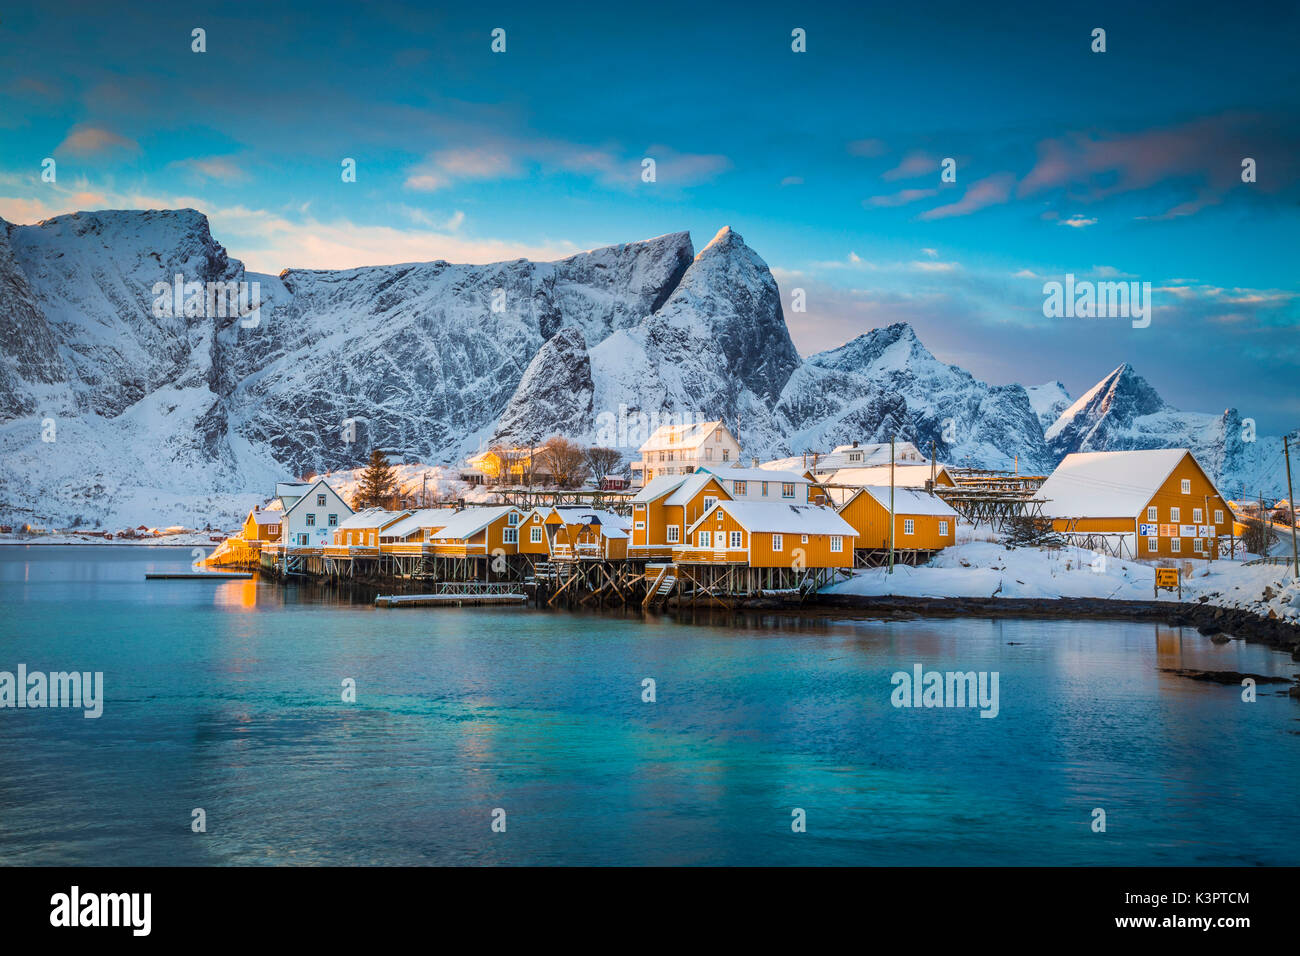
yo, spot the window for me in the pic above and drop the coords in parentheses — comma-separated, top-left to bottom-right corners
(729, 531, 743, 549)
(1171, 538, 1181, 553)
(761, 481, 769, 496)
(733, 480, 747, 495)
(1181, 479, 1191, 494)
(1147, 537, 1158, 552)
(722, 450, 730, 461)
(703, 496, 717, 512)
(830, 535, 843, 553)
(903, 519, 915, 535)
(1194, 538, 1204, 553)
(667, 525, 680, 543)
(715, 431, 721, 442)
(306, 513, 316, 527)
(316, 494, 326, 506)
(634, 521, 645, 530)
(298, 533, 309, 546)
(1215, 509, 1224, 525)
(503, 528, 518, 544)
(328, 514, 338, 527)
(848, 452, 862, 462)
(1192, 508, 1202, 524)
(939, 520, 949, 536)
(530, 526, 543, 543)
(508, 512, 520, 526)
(370, 532, 375, 545)
(705, 447, 713, 460)
(772, 534, 783, 551)
(801, 534, 808, 543)
(1170, 507, 1180, 522)
(781, 483, 795, 499)
(1147, 506, 1158, 522)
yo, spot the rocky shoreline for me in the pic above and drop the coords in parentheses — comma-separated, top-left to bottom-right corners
(812, 593, 1300, 659)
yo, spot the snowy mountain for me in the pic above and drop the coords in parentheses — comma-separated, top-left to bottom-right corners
(1025, 381, 1072, 432)
(1044, 363, 1292, 499)
(777, 323, 1055, 472)
(0, 208, 1289, 528)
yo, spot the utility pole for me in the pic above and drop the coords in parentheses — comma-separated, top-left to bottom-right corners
(1286, 436, 1299, 577)
(930, 439, 936, 489)
(889, 435, 896, 575)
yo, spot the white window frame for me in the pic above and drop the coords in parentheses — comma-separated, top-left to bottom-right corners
(1171, 538, 1181, 553)
(1147, 506, 1158, 522)
(508, 512, 520, 526)
(1181, 479, 1191, 494)
(782, 483, 795, 498)
(830, 535, 843, 553)
(530, 526, 543, 543)
(703, 496, 717, 512)
(1192, 508, 1202, 524)
(939, 520, 949, 536)
(1193, 538, 1204, 553)
(1170, 507, 1180, 522)
(903, 518, 915, 535)
(772, 534, 783, 552)
(666, 525, 680, 543)
(503, 528, 518, 544)
(634, 521, 645, 530)
(734, 480, 747, 496)
(699, 530, 711, 548)
(1214, 509, 1224, 525)
(1147, 537, 1158, 552)
(729, 531, 742, 549)
(801, 534, 808, 543)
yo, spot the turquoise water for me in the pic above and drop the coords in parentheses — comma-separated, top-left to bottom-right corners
(1, 545, 1297, 866)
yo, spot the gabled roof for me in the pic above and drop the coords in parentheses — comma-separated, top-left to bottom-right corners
(638, 420, 725, 453)
(247, 509, 281, 525)
(1037, 449, 1214, 519)
(430, 505, 519, 540)
(687, 501, 857, 537)
(380, 508, 460, 539)
(840, 485, 958, 517)
(337, 507, 408, 530)
(818, 463, 948, 488)
(551, 507, 631, 538)
(280, 479, 352, 519)
(632, 474, 691, 503)
(665, 471, 726, 506)
(698, 465, 808, 484)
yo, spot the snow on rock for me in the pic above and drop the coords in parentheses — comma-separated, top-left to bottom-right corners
(1025, 381, 1072, 432)
(492, 326, 595, 444)
(778, 323, 1054, 472)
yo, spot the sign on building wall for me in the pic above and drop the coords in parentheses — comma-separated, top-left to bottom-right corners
(1180, 524, 1197, 537)
(1139, 523, 1157, 536)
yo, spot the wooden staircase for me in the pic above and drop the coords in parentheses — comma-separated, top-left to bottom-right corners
(642, 563, 678, 607)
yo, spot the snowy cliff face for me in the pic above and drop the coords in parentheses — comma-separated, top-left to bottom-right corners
(0, 208, 1287, 527)
(1025, 382, 1072, 432)
(1043, 363, 1290, 499)
(779, 323, 1055, 472)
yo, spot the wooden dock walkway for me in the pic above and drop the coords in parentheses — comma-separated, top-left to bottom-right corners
(145, 571, 253, 580)
(375, 593, 527, 607)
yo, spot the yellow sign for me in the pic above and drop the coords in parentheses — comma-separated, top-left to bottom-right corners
(1155, 568, 1180, 588)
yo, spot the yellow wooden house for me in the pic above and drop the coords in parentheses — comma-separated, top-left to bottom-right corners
(326, 508, 409, 556)
(833, 485, 958, 559)
(428, 505, 524, 558)
(241, 508, 283, 542)
(630, 472, 732, 559)
(677, 501, 857, 569)
(1037, 449, 1232, 560)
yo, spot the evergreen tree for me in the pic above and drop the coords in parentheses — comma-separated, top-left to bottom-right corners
(356, 449, 397, 509)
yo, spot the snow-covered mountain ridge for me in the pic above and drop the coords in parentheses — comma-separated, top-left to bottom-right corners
(0, 208, 1288, 527)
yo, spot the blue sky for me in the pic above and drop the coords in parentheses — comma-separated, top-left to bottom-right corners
(2, 0, 1298, 430)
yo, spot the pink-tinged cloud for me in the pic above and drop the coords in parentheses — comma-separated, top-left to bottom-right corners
(56, 125, 138, 156)
(918, 173, 1016, 220)
(865, 187, 937, 208)
(847, 138, 887, 157)
(173, 156, 248, 183)
(883, 151, 937, 181)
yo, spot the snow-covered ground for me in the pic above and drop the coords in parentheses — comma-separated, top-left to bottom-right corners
(825, 535, 1300, 626)
(0, 531, 226, 547)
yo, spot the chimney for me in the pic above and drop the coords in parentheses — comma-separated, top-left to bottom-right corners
(852, 440, 859, 448)
(751, 456, 759, 468)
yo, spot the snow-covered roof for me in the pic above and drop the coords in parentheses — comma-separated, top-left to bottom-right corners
(552, 508, 630, 539)
(247, 509, 281, 525)
(819, 464, 946, 487)
(430, 505, 519, 540)
(699, 465, 808, 484)
(1037, 449, 1201, 518)
(638, 420, 724, 452)
(665, 472, 725, 506)
(632, 474, 691, 503)
(380, 508, 460, 539)
(280, 479, 351, 518)
(688, 501, 857, 537)
(847, 486, 958, 517)
(337, 508, 408, 530)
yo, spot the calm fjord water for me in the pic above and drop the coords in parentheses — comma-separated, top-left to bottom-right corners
(1, 545, 1297, 866)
